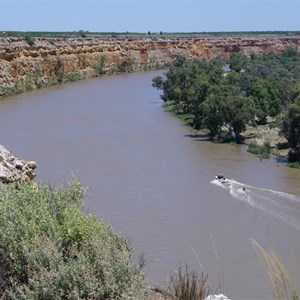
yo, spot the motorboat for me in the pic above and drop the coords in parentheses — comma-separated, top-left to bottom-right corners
(215, 174, 228, 183)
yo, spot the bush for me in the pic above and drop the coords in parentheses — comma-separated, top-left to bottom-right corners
(178, 113, 195, 126)
(48, 38, 56, 45)
(25, 35, 35, 46)
(247, 141, 271, 158)
(2, 75, 35, 96)
(218, 131, 236, 144)
(93, 55, 106, 77)
(65, 72, 82, 82)
(0, 179, 146, 299)
(287, 161, 300, 169)
(55, 68, 64, 83)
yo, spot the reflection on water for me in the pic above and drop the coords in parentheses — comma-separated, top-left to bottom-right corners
(0, 71, 300, 299)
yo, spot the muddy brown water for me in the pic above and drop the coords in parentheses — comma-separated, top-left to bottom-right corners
(1, 71, 300, 299)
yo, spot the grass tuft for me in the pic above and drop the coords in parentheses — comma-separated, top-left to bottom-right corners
(168, 265, 210, 300)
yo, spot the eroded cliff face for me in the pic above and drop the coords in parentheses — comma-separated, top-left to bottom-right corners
(1, 36, 300, 96)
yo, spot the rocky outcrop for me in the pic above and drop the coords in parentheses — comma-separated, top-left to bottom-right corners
(0, 145, 37, 184)
(1, 35, 300, 96)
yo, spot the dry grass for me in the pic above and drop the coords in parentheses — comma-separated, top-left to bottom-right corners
(251, 240, 299, 300)
(168, 265, 210, 300)
(242, 124, 289, 157)
(209, 234, 224, 293)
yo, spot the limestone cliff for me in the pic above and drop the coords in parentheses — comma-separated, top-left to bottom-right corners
(0, 145, 37, 184)
(0, 35, 299, 96)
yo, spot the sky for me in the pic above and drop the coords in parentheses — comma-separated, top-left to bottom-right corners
(1, 0, 300, 33)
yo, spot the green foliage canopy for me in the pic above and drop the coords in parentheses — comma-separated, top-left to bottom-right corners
(153, 49, 300, 150)
(281, 99, 300, 159)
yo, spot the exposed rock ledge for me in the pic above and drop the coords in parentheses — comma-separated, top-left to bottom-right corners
(1, 35, 300, 96)
(0, 145, 37, 184)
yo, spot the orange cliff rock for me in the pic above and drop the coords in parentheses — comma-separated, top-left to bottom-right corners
(0, 35, 300, 96)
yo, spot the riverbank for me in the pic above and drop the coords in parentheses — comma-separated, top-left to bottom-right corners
(242, 123, 289, 158)
(1, 35, 300, 97)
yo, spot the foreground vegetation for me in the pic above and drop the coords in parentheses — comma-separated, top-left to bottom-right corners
(0, 177, 214, 300)
(0, 179, 147, 299)
(1, 178, 299, 299)
(152, 49, 300, 164)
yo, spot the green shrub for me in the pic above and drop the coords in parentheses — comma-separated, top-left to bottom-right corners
(48, 38, 56, 45)
(25, 35, 35, 46)
(65, 72, 82, 82)
(55, 68, 64, 83)
(93, 55, 106, 77)
(247, 141, 271, 158)
(2, 75, 35, 96)
(287, 161, 300, 169)
(218, 131, 236, 144)
(178, 113, 195, 126)
(0, 179, 146, 299)
(164, 100, 178, 113)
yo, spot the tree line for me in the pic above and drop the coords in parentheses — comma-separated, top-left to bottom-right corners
(152, 48, 300, 163)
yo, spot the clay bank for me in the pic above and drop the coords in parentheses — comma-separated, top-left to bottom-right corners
(1, 35, 300, 96)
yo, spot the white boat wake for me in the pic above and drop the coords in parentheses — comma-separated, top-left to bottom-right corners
(211, 178, 300, 231)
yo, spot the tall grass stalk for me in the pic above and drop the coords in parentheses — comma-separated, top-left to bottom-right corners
(209, 234, 224, 293)
(251, 240, 299, 300)
(191, 247, 204, 273)
(168, 265, 210, 300)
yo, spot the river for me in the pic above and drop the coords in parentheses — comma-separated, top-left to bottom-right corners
(0, 71, 300, 299)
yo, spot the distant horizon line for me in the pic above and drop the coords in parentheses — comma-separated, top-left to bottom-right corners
(1, 30, 300, 34)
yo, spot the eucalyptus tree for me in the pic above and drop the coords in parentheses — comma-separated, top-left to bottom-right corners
(222, 94, 255, 143)
(281, 99, 300, 161)
(151, 52, 300, 145)
(199, 95, 224, 138)
(229, 53, 247, 72)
